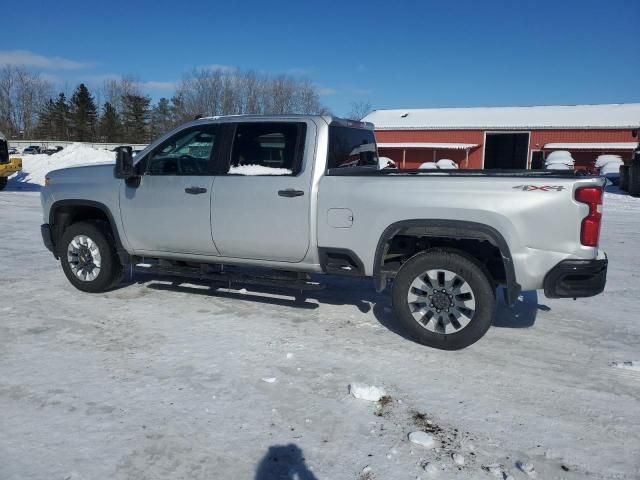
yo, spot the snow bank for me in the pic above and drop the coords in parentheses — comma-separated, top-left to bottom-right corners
(418, 162, 439, 170)
(228, 164, 292, 176)
(11, 143, 115, 186)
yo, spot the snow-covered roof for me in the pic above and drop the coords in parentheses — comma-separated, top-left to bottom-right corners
(543, 142, 638, 150)
(377, 142, 478, 150)
(363, 104, 640, 130)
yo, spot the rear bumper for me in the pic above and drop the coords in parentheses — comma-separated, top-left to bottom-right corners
(41, 223, 58, 258)
(543, 254, 607, 298)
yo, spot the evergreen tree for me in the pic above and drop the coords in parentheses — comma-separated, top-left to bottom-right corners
(150, 97, 173, 139)
(122, 94, 151, 143)
(99, 101, 122, 143)
(35, 99, 57, 139)
(69, 83, 98, 141)
(52, 93, 71, 140)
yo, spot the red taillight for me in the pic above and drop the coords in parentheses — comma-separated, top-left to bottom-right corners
(575, 186, 603, 247)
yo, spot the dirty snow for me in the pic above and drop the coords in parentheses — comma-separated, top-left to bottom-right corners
(10, 143, 115, 186)
(0, 187, 639, 479)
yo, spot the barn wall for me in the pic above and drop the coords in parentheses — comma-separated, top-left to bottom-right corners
(376, 128, 637, 170)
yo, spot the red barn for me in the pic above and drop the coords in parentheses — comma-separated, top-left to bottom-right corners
(362, 103, 640, 171)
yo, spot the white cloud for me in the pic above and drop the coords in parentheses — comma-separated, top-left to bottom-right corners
(0, 50, 93, 70)
(317, 86, 337, 96)
(138, 80, 176, 90)
(198, 64, 237, 73)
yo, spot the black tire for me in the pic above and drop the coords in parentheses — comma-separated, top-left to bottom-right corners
(59, 221, 123, 293)
(0, 177, 7, 191)
(391, 249, 496, 350)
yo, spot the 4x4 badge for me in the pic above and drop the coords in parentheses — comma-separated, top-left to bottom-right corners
(513, 185, 565, 191)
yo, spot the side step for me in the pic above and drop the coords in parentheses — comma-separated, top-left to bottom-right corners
(133, 262, 325, 291)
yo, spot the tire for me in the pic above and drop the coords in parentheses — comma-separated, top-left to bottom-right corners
(391, 249, 496, 350)
(58, 221, 123, 293)
(0, 177, 7, 191)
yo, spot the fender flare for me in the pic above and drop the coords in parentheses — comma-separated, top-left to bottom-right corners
(49, 199, 130, 265)
(373, 219, 521, 305)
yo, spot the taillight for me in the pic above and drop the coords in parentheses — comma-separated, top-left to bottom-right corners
(575, 186, 603, 247)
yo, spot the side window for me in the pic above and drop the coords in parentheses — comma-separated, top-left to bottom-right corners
(146, 125, 217, 176)
(226, 122, 306, 176)
(327, 126, 379, 170)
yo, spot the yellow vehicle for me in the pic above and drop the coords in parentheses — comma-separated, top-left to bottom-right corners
(0, 132, 22, 191)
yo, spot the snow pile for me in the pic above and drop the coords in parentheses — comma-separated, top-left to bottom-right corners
(545, 150, 574, 170)
(349, 383, 386, 401)
(228, 164, 292, 176)
(378, 156, 397, 169)
(436, 159, 459, 169)
(418, 161, 439, 170)
(595, 154, 624, 176)
(12, 143, 115, 186)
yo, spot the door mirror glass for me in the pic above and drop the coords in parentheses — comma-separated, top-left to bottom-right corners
(114, 146, 135, 179)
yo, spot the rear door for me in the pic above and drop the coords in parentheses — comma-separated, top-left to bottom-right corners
(210, 121, 313, 262)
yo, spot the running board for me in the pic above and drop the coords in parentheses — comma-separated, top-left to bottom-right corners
(133, 263, 325, 291)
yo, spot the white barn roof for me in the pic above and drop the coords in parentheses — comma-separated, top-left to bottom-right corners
(362, 103, 640, 130)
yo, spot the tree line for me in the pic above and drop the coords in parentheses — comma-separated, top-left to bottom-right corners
(0, 66, 333, 144)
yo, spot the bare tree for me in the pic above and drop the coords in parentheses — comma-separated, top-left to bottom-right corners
(347, 100, 372, 120)
(0, 66, 51, 137)
(174, 67, 329, 119)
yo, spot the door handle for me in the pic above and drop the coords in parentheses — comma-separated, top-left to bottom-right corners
(278, 189, 304, 198)
(185, 187, 207, 194)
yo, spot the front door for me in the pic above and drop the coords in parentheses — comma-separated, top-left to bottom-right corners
(120, 124, 220, 256)
(210, 121, 312, 262)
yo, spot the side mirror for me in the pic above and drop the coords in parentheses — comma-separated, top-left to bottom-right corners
(114, 146, 135, 180)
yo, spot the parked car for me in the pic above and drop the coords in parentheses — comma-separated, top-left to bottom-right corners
(0, 132, 22, 191)
(22, 146, 41, 155)
(44, 146, 63, 156)
(8, 147, 18, 155)
(40, 115, 608, 350)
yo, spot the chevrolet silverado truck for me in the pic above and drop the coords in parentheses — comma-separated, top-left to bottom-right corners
(0, 132, 22, 191)
(39, 115, 608, 350)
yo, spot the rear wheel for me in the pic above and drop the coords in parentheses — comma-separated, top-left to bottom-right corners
(0, 177, 7, 191)
(59, 222, 122, 293)
(391, 249, 496, 350)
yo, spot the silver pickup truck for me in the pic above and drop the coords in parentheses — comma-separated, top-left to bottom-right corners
(40, 115, 608, 349)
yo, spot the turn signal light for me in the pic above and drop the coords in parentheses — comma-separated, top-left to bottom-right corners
(575, 186, 603, 247)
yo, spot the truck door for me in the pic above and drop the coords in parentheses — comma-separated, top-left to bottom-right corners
(210, 121, 313, 262)
(119, 124, 220, 256)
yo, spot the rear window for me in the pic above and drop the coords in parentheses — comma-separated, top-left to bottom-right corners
(327, 126, 378, 170)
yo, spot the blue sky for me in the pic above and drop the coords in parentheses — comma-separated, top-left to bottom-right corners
(2, 0, 639, 115)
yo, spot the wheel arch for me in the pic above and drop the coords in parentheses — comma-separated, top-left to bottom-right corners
(373, 219, 521, 305)
(49, 199, 130, 265)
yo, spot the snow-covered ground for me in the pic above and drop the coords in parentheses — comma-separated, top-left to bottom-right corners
(0, 185, 639, 479)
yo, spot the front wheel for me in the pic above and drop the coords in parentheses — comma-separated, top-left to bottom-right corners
(391, 249, 496, 350)
(59, 222, 123, 293)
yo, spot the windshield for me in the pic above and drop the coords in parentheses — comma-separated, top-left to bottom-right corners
(327, 126, 379, 170)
